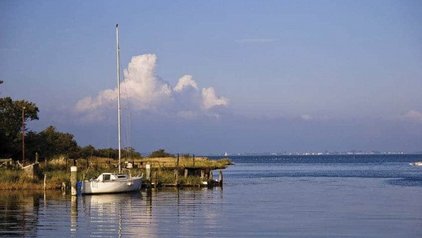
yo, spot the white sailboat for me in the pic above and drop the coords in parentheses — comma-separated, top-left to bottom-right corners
(81, 24, 142, 195)
(81, 172, 142, 194)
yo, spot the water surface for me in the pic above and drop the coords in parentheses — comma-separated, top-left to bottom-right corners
(1, 155, 421, 237)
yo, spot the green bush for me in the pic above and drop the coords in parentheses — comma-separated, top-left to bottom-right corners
(149, 149, 174, 158)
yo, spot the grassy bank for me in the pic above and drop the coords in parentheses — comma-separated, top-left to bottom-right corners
(0, 156, 232, 190)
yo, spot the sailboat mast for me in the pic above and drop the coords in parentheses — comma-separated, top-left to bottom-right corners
(116, 24, 122, 173)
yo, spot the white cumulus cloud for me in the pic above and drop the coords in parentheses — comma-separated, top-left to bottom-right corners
(201, 87, 229, 109)
(121, 54, 172, 110)
(174, 75, 198, 92)
(75, 54, 228, 120)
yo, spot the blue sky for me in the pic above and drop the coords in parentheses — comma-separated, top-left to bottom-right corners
(1, 0, 422, 154)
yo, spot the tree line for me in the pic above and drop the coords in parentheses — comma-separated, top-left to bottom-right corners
(0, 97, 144, 162)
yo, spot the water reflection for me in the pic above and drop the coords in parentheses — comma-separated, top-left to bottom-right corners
(79, 192, 144, 237)
(70, 196, 77, 235)
(0, 187, 224, 237)
(0, 191, 40, 237)
(77, 188, 223, 237)
(1, 171, 421, 238)
(0, 191, 68, 237)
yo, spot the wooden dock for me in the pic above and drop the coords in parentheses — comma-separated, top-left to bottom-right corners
(143, 165, 224, 188)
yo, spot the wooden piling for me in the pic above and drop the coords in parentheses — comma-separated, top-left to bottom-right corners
(35, 152, 39, 164)
(70, 166, 77, 196)
(219, 170, 223, 187)
(61, 182, 66, 191)
(152, 171, 158, 188)
(176, 154, 179, 167)
(146, 164, 151, 181)
(43, 174, 47, 191)
(174, 169, 179, 186)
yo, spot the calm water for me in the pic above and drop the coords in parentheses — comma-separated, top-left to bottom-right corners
(1, 155, 422, 237)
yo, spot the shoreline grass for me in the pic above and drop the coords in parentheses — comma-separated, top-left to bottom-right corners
(0, 156, 231, 190)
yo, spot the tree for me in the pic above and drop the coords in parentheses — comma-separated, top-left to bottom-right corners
(0, 97, 39, 158)
(25, 130, 43, 160)
(122, 146, 142, 159)
(149, 149, 173, 158)
(80, 145, 96, 159)
(96, 147, 119, 159)
(37, 126, 79, 159)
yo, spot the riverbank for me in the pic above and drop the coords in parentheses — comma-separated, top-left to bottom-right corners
(0, 156, 232, 190)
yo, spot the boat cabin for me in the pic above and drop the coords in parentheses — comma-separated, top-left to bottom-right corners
(95, 173, 129, 182)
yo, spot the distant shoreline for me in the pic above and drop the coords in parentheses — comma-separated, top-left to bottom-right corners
(218, 152, 420, 157)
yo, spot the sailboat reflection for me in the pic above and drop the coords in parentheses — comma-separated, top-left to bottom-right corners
(80, 193, 156, 237)
(71, 187, 223, 237)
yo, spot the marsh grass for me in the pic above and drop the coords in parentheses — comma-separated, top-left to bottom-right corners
(138, 157, 231, 169)
(155, 170, 176, 184)
(180, 175, 203, 186)
(0, 169, 44, 190)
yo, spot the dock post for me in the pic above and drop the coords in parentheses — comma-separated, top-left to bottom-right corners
(70, 166, 77, 196)
(146, 164, 151, 181)
(174, 169, 179, 186)
(176, 154, 179, 167)
(219, 170, 223, 187)
(152, 171, 158, 188)
(43, 174, 47, 191)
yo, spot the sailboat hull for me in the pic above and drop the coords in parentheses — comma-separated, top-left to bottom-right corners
(81, 177, 142, 195)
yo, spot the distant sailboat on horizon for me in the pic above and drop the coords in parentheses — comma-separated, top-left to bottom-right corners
(410, 161, 422, 167)
(81, 24, 142, 194)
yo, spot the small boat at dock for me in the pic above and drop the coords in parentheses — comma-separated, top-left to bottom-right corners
(81, 173, 142, 194)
